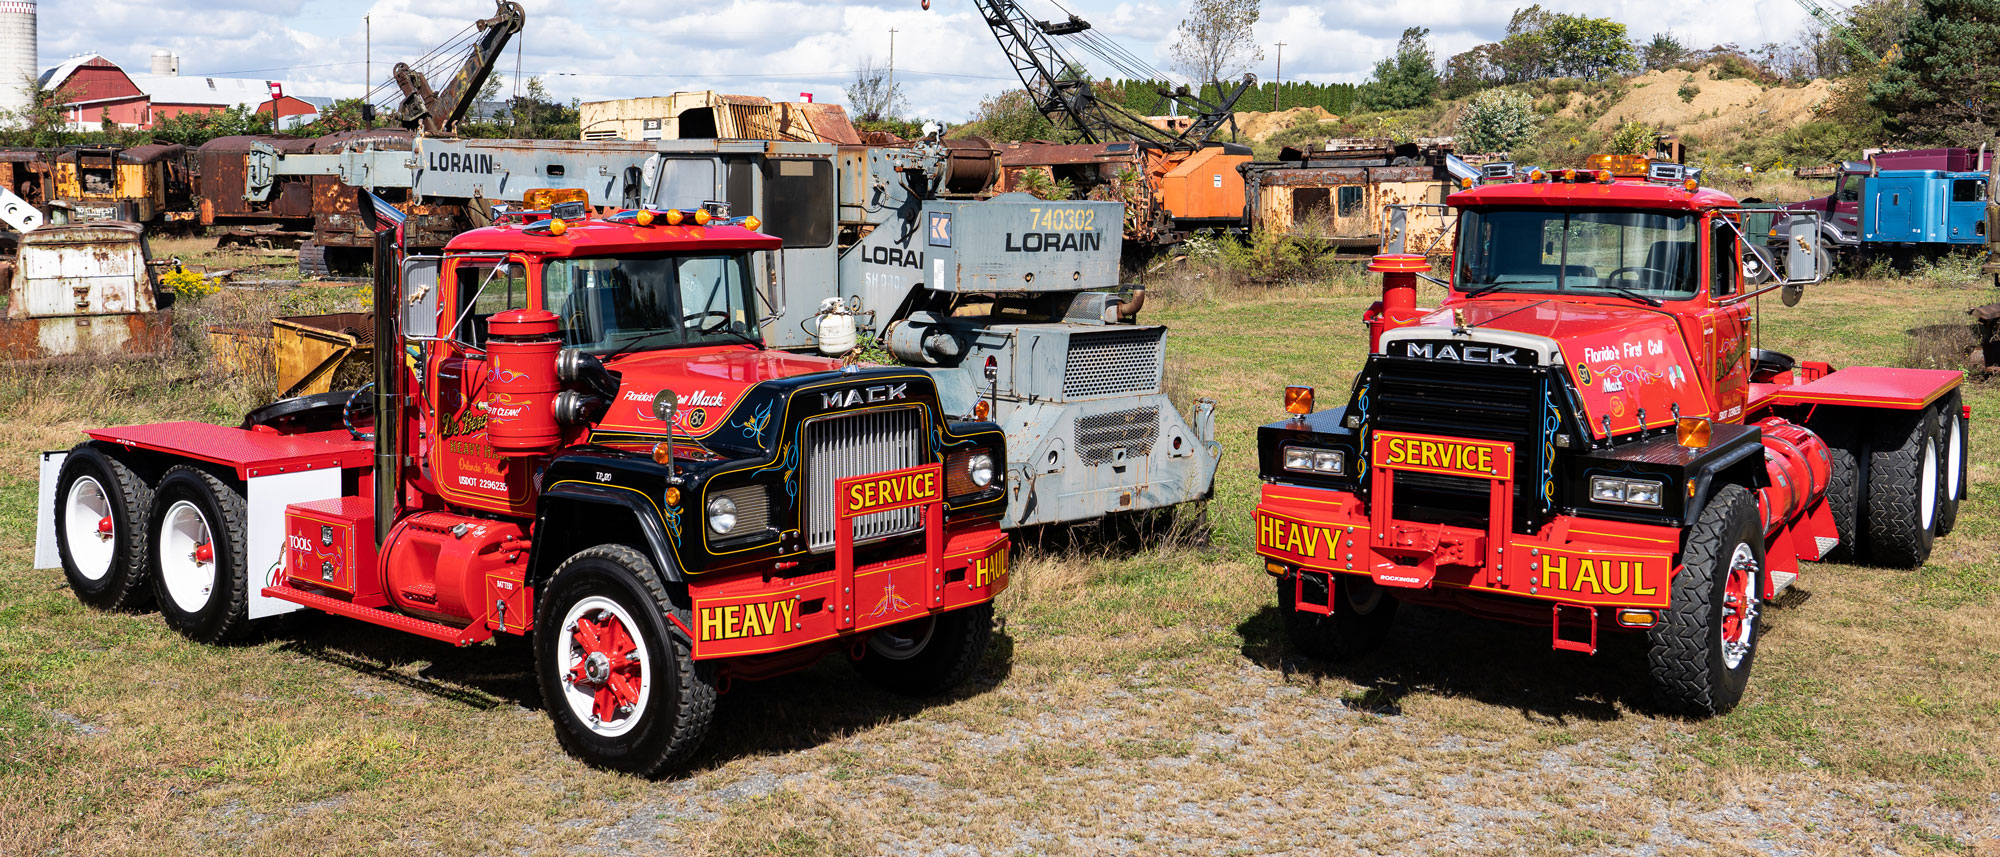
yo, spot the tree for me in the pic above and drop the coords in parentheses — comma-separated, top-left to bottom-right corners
(1456, 88, 1538, 153)
(1356, 27, 1438, 111)
(1440, 44, 1504, 99)
(0, 74, 80, 146)
(1869, 0, 2000, 144)
(1642, 32, 1688, 70)
(1168, 0, 1263, 87)
(844, 57, 907, 122)
(1541, 14, 1635, 78)
(951, 89, 1065, 142)
(148, 104, 274, 147)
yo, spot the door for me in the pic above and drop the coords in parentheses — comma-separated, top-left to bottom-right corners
(1700, 217, 1751, 423)
(427, 256, 540, 515)
(1948, 177, 1985, 243)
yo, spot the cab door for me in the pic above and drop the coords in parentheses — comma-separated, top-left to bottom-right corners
(1699, 215, 1752, 423)
(427, 255, 540, 515)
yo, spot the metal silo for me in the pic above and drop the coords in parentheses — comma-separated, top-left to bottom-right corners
(0, 1, 35, 122)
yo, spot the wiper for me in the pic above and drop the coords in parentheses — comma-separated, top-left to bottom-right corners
(700, 325, 763, 348)
(1599, 285, 1664, 307)
(601, 329, 679, 363)
(1462, 279, 1542, 299)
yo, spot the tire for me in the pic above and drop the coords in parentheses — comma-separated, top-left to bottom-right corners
(1814, 420, 1864, 562)
(853, 602, 994, 697)
(1934, 391, 1965, 538)
(1277, 572, 1398, 661)
(1815, 244, 1836, 281)
(53, 444, 155, 611)
(1649, 484, 1763, 717)
(1865, 407, 1940, 567)
(150, 466, 252, 644)
(533, 545, 715, 776)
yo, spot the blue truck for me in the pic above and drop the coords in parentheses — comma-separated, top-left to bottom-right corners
(1768, 148, 1993, 274)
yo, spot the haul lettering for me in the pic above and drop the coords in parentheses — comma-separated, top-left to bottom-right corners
(1003, 232, 1102, 253)
(699, 599, 799, 641)
(847, 469, 939, 515)
(427, 151, 496, 174)
(1256, 515, 1342, 560)
(863, 245, 923, 268)
(1379, 435, 1500, 477)
(1539, 554, 1658, 598)
(973, 550, 1009, 587)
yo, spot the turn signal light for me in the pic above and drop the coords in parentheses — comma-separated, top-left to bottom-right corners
(547, 218, 568, 236)
(1264, 561, 1288, 577)
(663, 485, 681, 506)
(1284, 385, 1315, 415)
(1676, 416, 1712, 448)
(972, 399, 991, 421)
(1616, 609, 1657, 628)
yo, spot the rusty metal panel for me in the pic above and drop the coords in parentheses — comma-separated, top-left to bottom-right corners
(0, 311, 174, 361)
(792, 103, 861, 145)
(11, 223, 156, 319)
(999, 141, 1142, 167)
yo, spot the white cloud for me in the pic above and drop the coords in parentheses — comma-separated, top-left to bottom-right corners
(34, 0, 1820, 123)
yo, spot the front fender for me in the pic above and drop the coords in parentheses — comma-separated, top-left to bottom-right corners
(530, 482, 684, 586)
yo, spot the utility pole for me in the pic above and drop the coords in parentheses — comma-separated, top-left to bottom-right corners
(888, 27, 898, 118)
(1273, 41, 1286, 111)
(365, 15, 372, 128)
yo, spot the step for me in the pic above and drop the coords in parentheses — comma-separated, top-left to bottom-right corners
(1770, 570, 1798, 597)
(262, 585, 491, 646)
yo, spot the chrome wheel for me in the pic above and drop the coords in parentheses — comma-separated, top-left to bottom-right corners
(1720, 542, 1759, 670)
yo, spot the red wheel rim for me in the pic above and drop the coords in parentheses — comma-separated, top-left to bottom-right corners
(1719, 543, 1759, 669)
(567, 610, 643, 725)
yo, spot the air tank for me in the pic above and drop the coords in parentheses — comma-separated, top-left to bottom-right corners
(0, 1, 35, 123)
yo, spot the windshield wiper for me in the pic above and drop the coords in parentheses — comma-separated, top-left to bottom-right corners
(600, 329, 681, 363)
(1462, 279, 1543, 299)
(700, 324, 763, 348)
(1599, 285, 1664, 307)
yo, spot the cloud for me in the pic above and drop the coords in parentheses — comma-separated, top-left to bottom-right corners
(33, 0, 1819, 123)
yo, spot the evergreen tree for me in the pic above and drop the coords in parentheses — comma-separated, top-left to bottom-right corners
(1356, 27, 1439, 111)
(1868, 0, 2000, 144)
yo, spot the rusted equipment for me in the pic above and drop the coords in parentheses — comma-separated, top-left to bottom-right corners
(393, 1, 523, 134)
(1240, 141, 1463, 257)
(995, 140, 1248, 245)
(0, 221, 171, 360)
(272, 312, 374, 397)
(52, 144, 193, 224)
(579, 92, 862, 144)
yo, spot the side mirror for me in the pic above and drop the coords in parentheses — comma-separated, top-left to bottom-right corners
(1782, 213, 1823, 286)
(652, 388, 679, 424)
(400, 255, 442, 338)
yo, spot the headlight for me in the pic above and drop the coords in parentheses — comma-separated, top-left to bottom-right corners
(707, 495, 739, 534)
(1589, 476, 1663, 508)
(967, 452, 995, 488)
(1283, 445, 1344, 475)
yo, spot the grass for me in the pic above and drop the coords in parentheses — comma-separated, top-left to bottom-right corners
(1, 254, 1997, 855)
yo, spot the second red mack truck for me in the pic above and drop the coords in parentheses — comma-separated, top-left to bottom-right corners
(38, 193, 1013, 774)
(1255, 157, 1970, 715)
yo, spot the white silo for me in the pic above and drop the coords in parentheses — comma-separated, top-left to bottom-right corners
(150, 49, 177, 76)
(0, 1, 35, 122)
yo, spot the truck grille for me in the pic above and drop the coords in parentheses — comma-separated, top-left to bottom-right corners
(1063, 328, 1165, 399)
(1366, 358, 1552, 530)
(1076, 406, 1159, 465)
(803, 407, 926, 552)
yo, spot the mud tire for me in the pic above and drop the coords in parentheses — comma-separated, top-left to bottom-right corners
(1865, 407, 1940, 567)
(1934, 391, 1965, 538)
(1649, 484, 1763, 717)
(54, 444, 155, 611)
(150, 466, 252, 644)
(533, 545, 715, 776)
(1814, 420, 1864, 562)
(1278, 573, 1398, 661)
(854, 602, 995, 697)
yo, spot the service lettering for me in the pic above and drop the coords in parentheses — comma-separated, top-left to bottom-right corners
(846, 469, 939, 515)
(1380, 436, 1498, 476)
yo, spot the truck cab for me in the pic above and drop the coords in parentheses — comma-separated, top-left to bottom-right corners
(40, 198, 1014, 775)
(1256, 160, 1969, 716)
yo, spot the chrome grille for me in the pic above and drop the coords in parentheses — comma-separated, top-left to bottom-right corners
(804, 407, 925, 552)
(1076, 406, 1159, 465)
(1063, 328, 1165, 399)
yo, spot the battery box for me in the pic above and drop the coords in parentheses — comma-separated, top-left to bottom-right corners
(284, 497, 382, 606)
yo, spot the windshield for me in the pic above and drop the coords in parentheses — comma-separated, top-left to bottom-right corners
(1456, 208, 1700, 300)
(542, 253, 762, 351)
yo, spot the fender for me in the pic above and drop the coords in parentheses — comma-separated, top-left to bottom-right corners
(529, 482, 685, 585)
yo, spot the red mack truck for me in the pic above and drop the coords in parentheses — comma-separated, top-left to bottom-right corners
(38, 194, 1012, 773)
(1255, 158, 1970, 714)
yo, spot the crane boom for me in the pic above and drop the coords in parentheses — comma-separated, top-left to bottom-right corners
(1791, 0, 1879, 64)
(393, 1, 526, 134)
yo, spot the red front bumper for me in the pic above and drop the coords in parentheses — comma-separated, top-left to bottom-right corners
(686, 523, 1010, 659)
(1255, 483, 1681, 611)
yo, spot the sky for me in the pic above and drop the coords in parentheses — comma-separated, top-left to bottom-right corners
(33, 0, 1822, 122)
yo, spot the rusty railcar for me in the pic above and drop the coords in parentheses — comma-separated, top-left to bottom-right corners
(1240, 141, 1460, 257)
(52, 144, 194, 225)
(195, 135, 317, 244)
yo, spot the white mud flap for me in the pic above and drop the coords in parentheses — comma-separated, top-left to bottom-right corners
(34, 450, 66, 570)
(245, 469, 341, 619)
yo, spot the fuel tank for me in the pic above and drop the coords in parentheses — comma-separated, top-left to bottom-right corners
(1754, 417, 1831, 533)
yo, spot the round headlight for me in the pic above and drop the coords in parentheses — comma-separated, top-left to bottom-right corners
(706, 495, 738, 534)
(967, 452, 995, 488)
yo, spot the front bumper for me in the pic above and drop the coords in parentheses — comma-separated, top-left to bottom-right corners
(686, 522, 1010, 659)
(1255, 483, 1681, 611)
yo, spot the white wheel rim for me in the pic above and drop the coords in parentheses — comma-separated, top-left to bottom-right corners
(1720, 542, 1759, 670)
(158, 500, 217, 613)
(1946, 414, 1964, 503)
(1920, 435, 1938, 530)
(557, 596, 652, 738)
(63, 475, 117, 581)
(867, 616, 936, 661)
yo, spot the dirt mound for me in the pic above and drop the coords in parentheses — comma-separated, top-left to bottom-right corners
(1593, 66, 1833, 139)
(1232, 106, 1338, 141)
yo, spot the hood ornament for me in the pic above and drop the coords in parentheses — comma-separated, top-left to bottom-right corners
(1451, 307, 1471, 335)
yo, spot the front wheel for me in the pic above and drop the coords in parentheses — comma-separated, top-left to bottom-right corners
(1278, 572, 1397, 661)
(1649, 484, 1763, 716)
(853, 602, 994, 697)
(533, 545, 715, 776)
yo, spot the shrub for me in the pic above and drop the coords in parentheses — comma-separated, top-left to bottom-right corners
(1456, 88, 1539, 154)
(1608, 120, 1656, 155)
(1677, 80, 1700, 103)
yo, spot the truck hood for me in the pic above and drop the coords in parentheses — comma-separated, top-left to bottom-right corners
(596, 345, 849, 439)
(1382, 299, 1710, 438)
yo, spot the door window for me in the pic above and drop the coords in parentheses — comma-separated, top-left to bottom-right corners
(1710, 220, 1737, 297)
(1953, 179, 1985, 202)
(452, 259, 527, 348)
(1336, 186, 1364, 217)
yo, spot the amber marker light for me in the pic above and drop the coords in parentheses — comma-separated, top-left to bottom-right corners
(742, 214, 762, 231)
(635, 209, 656, 226)
(654, 442, 675, 467)
(1683, 178, 1699, 192)
(1284, 385, 1315, 416)
(694, 208, 713, 225)
(664, 485, 682, 506)
(547, 218, 568, 236)
(1265, 561, 1288, 577)
(1676, 416, 1712, 449)
(972, 399, 991, 420)
(664, 209, 685, 226)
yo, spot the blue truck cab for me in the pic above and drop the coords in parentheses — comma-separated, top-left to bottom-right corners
(1861, 169, 1988, 245)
